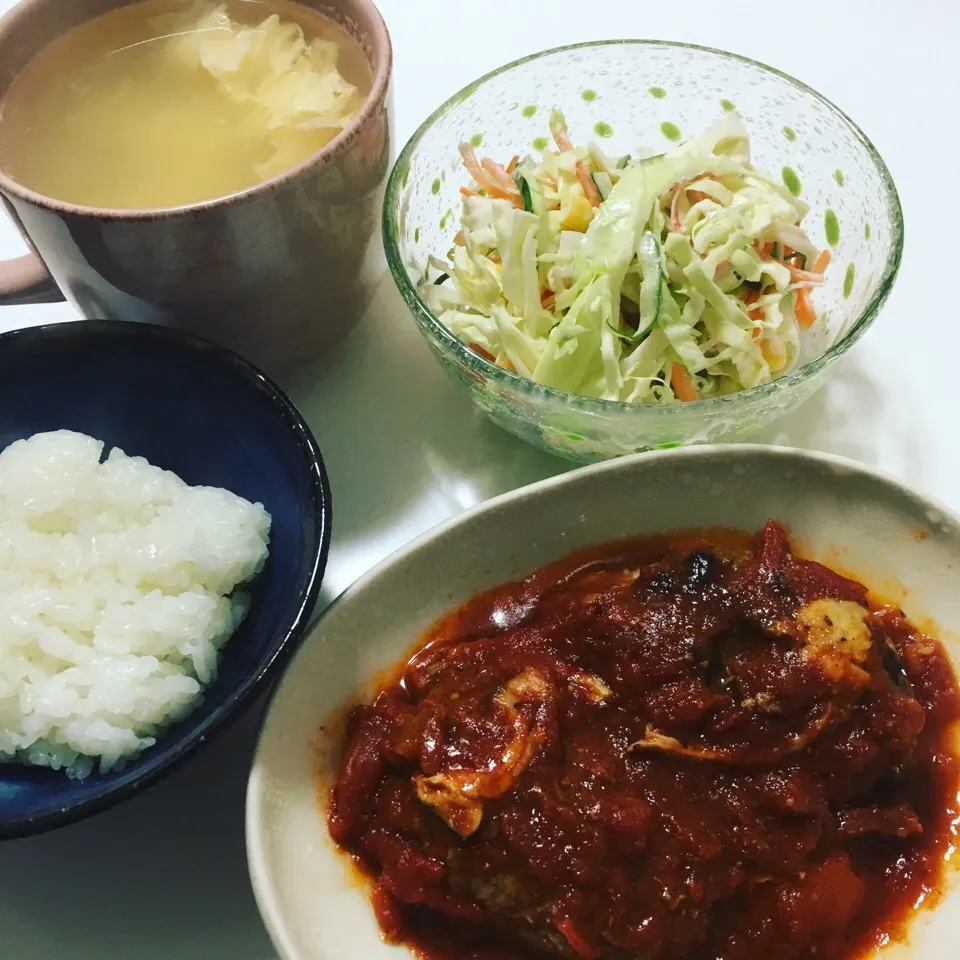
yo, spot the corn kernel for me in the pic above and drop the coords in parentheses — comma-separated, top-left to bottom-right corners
(761, 339, 786, 372)
(560, 186, 595, 232)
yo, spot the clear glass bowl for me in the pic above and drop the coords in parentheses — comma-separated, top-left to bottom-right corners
(383, 41, 903, 462)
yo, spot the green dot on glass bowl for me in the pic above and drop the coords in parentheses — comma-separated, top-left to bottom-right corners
(843, 262, 856, 298)
(532, 136, 549, 152)
(439, 208, 453, 230)
(413, 226, 420, 243)
(660, 121, 682, 142)
(431, 178, 441, 195)
(593, 121, 614, 138)
(781, 166, 802, 197)
(833, 169, 846, 187)
(782, 125, 797, 142)
(648, 86, 667, 99)
(521, 104, 537, 118)
(865, 223, 872, 240)
(470, 133, 483, 147)
(581, 89, 598, 102)
(825, 209, 840, 247)
(720, 98, 736, 112)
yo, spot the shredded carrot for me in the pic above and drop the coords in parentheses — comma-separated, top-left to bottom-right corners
(576, 163, 603, 208)
(468, 342, 495, 363)
(812, 249, 832, 274)
(795, 287, 817, 328)
(751, 325, 763, 342)
(756, 241, 826, 285)
(458, 143, 522, 207)
(541, 290, 556, 310)
(787, 264, 826, 285)
(453, 229, 466, 246)
(458, 142, 491, 187)
(669, 179, 694, 232)
(552, 127, 574, 152)
(783, 245, 795, 258)
(505, 155, 520, 174)
(669, 182, 711, 231)
(743, 288, 764, 321)
(557, 918, 602, 960)
(481, 157, 520, 194)
(501, 358, 516, 373)
(475, 181, 523, 206)
(671, 363, 698, 403)
(459, 186, 479, 198)
(496, 188, 525, 207)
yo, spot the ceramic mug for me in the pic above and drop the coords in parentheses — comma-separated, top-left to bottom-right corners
(0, 0, 392, 374)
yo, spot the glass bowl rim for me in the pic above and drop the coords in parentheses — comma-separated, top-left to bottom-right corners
(383, 38, 904, 417)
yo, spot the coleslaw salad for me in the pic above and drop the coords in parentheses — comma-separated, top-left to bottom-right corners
(420, 111, 832, 404)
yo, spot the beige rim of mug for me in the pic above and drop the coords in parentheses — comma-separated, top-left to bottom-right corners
(0, 0, 393, 221)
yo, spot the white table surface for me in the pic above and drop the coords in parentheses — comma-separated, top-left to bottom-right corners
(1, 0, 958, 956)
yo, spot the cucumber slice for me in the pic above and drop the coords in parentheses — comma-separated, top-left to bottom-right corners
(592, 172, 613, 201)
(513, 161, 545, 215)
(587, 142, 633, 176)
(516, 176, 534, 213)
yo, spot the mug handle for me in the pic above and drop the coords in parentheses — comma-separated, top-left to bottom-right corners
(0, 250, 65, 305)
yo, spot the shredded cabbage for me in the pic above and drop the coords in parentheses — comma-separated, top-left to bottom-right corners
(168, 2, 361, 178)
(422, 111, 828, 403)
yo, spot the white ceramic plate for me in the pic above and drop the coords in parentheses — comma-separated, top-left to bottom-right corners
(246, 445, 960, 960)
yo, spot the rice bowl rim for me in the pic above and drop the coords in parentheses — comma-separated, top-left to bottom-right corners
(0, 319, 332, 840)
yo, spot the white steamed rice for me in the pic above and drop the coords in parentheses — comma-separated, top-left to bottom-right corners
(0, 430, 271, 779)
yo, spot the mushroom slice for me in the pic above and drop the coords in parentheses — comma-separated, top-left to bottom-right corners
(495, 666, 550, 709)
(796, 599, 872, 685)
(568, 671, 613, 703)
(414, 775, 485, 838)
(414, 668, 549, 837)
(627, 706, 834, 766)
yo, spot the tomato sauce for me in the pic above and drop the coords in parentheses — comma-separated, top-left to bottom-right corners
(327, 521, 960, 960)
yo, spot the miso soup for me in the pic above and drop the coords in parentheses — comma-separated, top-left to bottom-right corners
(0, 0, 373, 209)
